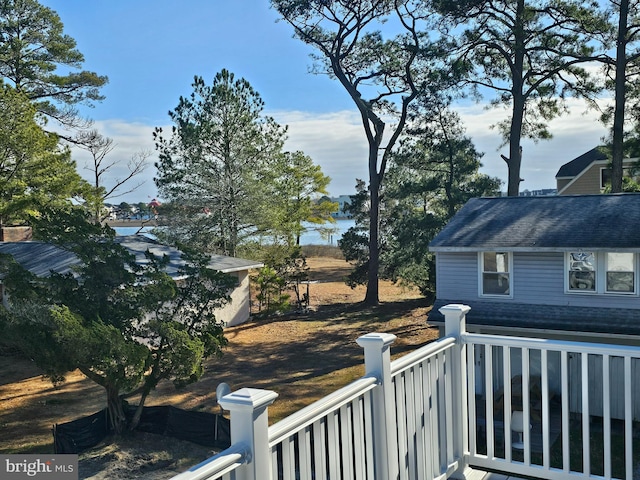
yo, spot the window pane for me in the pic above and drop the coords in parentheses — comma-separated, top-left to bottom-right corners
(601, 168, 611, 189)
(483, 252, 508, 273)
(607, 272, 634, 292)
(607, 253, 635, 292)
(569, 271, 595, 291)
(569, 252, 595, 271)
(483, 273, 510, 295)
(607, 252, 634, 271)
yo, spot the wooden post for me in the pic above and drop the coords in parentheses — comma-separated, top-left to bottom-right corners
(440, 304, 472, 479)
(357, 332, 398, 480)
(218, 388, 278, 480)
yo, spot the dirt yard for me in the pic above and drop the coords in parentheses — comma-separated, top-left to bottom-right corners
(0, 256, 438, 479)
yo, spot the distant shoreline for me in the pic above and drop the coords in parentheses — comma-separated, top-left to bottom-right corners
(107, 218, 353, 228)
(106, 219, 161, 228)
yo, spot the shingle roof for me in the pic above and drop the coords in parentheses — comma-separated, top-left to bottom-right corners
(115, 236, 263, 275)
(0, 235, 263, 279)
(428, 298, 640, 336)
(0, 242, 81, 277)
(555, 146, 608, 178)
(429, 194, 640, 252)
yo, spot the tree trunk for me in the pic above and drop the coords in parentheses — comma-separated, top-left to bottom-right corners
(506, 0, 526, 197)
(365, 163, 380, 306)
(611, 0, 629, 193)
(106, 385, 127, 435)
(129, 388, 151, 432)
(507, 89, 525, 196)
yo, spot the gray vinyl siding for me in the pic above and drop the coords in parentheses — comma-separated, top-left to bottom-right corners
(435, 252, 478, 299)
(512, 252, 564, 304)
(436, 251, 640, 310)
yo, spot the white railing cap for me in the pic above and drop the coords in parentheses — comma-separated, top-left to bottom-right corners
(218, 388, 278, 411)
(356, 332, 397, 348)
(438, 303, 471, 316)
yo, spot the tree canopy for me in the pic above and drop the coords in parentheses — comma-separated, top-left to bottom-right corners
(154, 69, 334, 256)
(0, 214, 236, 433)
(263, 151, 336, 246)
(0, 84, 89, 226)
(435, 0, 605, 196)
(339, 101, 501, 297)
(74, 129, 149, 223)
(0, 0, 107, 127)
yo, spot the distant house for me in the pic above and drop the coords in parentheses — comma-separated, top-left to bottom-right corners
(518, 188, 557, 197)
(0, 235, 263, 327)
(330, 195, 353, 219)
(427, 194, 640, 344)
(556, 146, 639, 195)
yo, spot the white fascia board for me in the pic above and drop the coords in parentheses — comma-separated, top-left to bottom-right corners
(430, 246, 640, 253)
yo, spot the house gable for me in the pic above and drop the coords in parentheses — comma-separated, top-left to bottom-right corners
(555, 146, 640, 195)
(555, 146, 607, 179)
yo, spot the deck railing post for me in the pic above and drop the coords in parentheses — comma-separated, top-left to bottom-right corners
(440, 303, 472, 479)
(218, 388, 278, 480)
(357, 332, 398, 480)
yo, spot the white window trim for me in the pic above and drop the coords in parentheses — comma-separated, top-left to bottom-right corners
(478, 251, 513, 298)
(600, 164, 638, 190)
(564, 252, 638, 296)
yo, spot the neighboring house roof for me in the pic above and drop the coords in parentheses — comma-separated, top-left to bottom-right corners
(555, 146, 608, 179)
(0, 242, 81, 277)
(429, 194, 640, 252)
(0, 235, 263, 280)
(428, 298, 640, 337)
(116, 236, 263, 276)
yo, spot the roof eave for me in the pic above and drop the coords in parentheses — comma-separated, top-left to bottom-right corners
(219, 263, 264, 274)
(430, 246, 640, 253)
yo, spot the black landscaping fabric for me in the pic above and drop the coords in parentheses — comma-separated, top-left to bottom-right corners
(53, 409, 109, 454)
(53, 405, 231, 454)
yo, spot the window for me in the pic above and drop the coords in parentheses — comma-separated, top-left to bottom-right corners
(566, 252, 637, 295)
(480, 252, 511, 296)
(600, 166, 640, 190)
(606, 253, 635, 293)
(568, 252, 596, 292)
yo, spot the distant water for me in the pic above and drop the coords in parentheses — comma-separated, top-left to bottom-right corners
(296, 219, 355, 245)
(114, 219, 356, 246)
(113, 226, 154, 236)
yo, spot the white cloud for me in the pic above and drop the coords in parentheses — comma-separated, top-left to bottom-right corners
(68, 99, 609, 203)
(458, 98, 609, 191)
(67, 120, 161, 204)
(271, 110, 369, 196)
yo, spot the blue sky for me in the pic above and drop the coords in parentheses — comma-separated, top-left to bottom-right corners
(41, 0, 609, 203)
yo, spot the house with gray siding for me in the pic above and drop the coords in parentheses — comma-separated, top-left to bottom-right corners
(428, 193, 640, 344)
(428, 194, 640, 419)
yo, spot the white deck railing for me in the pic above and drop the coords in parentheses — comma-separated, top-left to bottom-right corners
(171, 304, 639, 480)
(465, 332, 640, 480)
